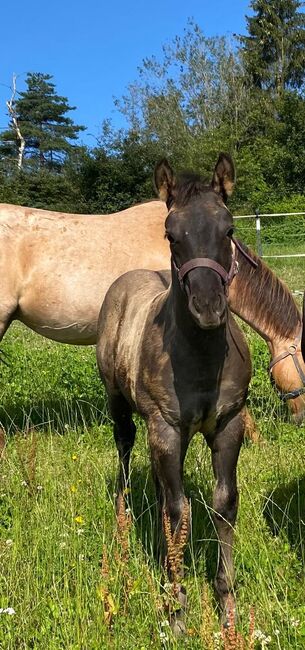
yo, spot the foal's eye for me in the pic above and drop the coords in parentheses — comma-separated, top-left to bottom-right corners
(165, 232, 176, 244)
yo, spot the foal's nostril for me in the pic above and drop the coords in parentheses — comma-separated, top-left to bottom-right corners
(192, 295, 201, 313)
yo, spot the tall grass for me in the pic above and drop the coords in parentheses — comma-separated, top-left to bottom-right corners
(0, 274, 305, 648)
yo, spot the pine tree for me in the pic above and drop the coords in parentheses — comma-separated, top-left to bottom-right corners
(239, 0, 305, 94)
(0, 72, 85, 170)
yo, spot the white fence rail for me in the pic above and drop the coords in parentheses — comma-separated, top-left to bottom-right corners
(233, 210, 305, 258)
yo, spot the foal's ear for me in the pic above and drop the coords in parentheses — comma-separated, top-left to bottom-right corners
(211, 153, 235, 203)
(154, 159, 175, 206)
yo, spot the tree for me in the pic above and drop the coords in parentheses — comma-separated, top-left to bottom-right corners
(0, 72, 85, 170)
(116, 21, 251, 172)
(238, 0, 305, 95)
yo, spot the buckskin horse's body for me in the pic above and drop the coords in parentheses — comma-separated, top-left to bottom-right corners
(0, 185, 305, 420)
(96, 155, 251, 632)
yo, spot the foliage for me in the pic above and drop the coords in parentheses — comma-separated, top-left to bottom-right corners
(0, 73, 85, 172)
(1, 14, 305, 215)
(238, 0, 305, 94)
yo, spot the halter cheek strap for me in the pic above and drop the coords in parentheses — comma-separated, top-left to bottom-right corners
(269, 330, 305, 401)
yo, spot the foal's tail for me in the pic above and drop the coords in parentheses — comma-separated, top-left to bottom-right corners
(302, 292, 305, 362)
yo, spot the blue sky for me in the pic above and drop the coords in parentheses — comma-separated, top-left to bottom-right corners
(0, 0, 250, 145)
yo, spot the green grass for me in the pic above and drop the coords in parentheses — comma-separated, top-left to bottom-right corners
(0, 259, 304, 649)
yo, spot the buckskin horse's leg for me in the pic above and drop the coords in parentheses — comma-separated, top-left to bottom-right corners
(148, 413, 189, 636)
(208, 412, 244, 625)
(109, 392, 136, 515)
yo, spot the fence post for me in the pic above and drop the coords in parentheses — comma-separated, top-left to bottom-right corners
(255, 208, 263, 257)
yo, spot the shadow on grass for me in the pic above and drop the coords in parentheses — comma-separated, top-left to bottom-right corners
(0, 395, 108, 434)
(263, 475, 305, 565)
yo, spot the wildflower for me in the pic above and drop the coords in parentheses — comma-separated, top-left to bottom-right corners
(21, 480, 27, 487)
(254, 630, 271, 645)
(70, 485, 77, 493)
(161, 620, 170, 627)
(59, 542, 66, 549)
(159, 631, 168, 641)
(36, 485, 42, 491)
(0, 607, 15, 615)
(291, 617, 300, 628)
(71, 454, 78, 461)
(74, 515, 84, 525)
(187, 627, 196, 636)
(76, 528, 84, 536)
(5, 539, 13, 546)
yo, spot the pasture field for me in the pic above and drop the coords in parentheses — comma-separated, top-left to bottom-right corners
(0, 258, 305, 649)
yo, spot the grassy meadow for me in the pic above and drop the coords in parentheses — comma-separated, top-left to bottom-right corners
(0, 258, 305, 649)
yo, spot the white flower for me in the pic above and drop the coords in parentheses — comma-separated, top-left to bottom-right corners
(161, 620, 170, 627)
(5, 539, 13, 546)
(36, 485, 42, 491)
(76, 528, 84, 536)
(0, 607, 15, 615)
(21, 480, 27, 487)
(254, 630, 271, 645)
(291, 617, 300, 628)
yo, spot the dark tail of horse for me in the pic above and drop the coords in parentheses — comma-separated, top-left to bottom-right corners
(301, 291, 305, 361)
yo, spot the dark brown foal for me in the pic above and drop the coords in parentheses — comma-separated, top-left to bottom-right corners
(96, 154, 252, 634)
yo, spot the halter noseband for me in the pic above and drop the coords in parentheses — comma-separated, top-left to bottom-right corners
(173, 235, 258, 294)
(269, 329, 305, 401)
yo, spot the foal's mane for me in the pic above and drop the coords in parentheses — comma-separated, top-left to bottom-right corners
(173, 172, 210, 207)
(236, 240, 300, 338)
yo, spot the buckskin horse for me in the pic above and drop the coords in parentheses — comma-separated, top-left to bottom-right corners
(301, 292, 305, 361)
(0, 155, 304, 421)
(96, 155, 252, 633)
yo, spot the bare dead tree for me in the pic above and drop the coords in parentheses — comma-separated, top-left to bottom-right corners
(6, 73, 25, 170)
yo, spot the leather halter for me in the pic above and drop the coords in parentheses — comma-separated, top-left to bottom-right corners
(173, 235, 258, 294)
(269, 329, 305, 401)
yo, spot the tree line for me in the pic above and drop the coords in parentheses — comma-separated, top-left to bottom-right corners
(1, 0, 305, 215)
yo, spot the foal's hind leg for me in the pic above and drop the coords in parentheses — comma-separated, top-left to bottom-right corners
(208, 412, 244, 625)
(109, 392, 136, 513)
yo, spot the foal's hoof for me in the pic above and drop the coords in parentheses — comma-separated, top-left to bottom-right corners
(220, 594, 237, 628)
(170, 616, 186, 637)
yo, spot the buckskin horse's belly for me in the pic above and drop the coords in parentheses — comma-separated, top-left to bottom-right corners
(8, 201, 169, 345)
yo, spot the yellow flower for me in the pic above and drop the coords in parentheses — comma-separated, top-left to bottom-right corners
(74, 515, 84, 525)
(70, 485, 77, 493)
(71, 454, 78, 461)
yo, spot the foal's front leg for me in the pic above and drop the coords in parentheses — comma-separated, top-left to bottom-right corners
(148, 414, 189, 635)
(209, 412, 244, 625)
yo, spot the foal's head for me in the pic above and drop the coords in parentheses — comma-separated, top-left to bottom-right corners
(155, 154, 236, 329)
